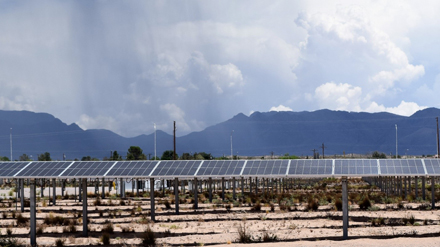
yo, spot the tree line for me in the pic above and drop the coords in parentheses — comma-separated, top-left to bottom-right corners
(0, 146, 215, 161)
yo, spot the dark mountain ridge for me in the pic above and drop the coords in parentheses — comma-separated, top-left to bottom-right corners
(0, 108, 438, 160)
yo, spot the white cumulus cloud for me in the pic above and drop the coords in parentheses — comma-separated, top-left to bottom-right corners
(269, 105, 293, 112)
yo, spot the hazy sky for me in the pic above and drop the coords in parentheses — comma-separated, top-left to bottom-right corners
(1, 1, 439, 137)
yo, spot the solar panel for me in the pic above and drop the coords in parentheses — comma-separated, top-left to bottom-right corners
(0, 162, 31, 177)
(59, 161, 116, 177)
(195, 160, 245, 177)
(379, 159, 425, 175)
(16, 161, 72, 178)
(334, 159, 378, 176)
(151, 160, 202, 177)
(105, 161, 158, 177)
(422, 159, 439, 175)
(288, 159, 332, 176)
(241, 160, 289, 176)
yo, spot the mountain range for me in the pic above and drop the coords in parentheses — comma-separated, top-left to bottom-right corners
(0, 108, 439, 160)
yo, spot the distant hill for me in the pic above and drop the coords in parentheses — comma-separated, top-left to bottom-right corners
(0, 108, 439, 160)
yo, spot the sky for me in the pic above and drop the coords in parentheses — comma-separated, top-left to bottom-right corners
(0, 0, 439, 137)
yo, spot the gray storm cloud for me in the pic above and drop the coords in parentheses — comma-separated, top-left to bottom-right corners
(0, 1, 437, 137)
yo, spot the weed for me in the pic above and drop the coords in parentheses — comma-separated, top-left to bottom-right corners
(334, 199, 343, 211)
(55, 238, 66, 247)
(16, 213, 28, 226)
(102, 222, 114, 234)
(251, 201, 261, 211)
(36, 225, 45, 234)
(306, 197, 319, 211)
(262, 231, 278, 242)
(237, 221, 253, 243)
(141, 226, 156, 247)
(358, 196, 371, 210)
(101, 233, 110, 245)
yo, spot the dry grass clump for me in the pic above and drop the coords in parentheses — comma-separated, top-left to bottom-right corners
(141, 226, 156, 247)
(16, 212, 28, 226)
(101, 233, 110, 245)
(102, 222, 114, 234)
(251, 201, 261, 211)
(358, 196, 371, 210)
(306, 197, 319, 211)
(237, 221, 253, 243)
(43, 212, 65, 225)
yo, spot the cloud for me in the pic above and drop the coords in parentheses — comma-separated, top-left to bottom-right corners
(77, 114, 117, 131)
(365, 101, 427, 116)
(295, 4, 425, 104)
(0, 1, 438, 138)
(311, 82, 426, 116)
(313, 82, 363, 111)
(269, 105, 293, 112)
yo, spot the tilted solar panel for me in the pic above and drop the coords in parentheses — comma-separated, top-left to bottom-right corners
(0, 162, 31, 177)
(334, 159, 378, 176)
(196, 160, 245, 177)
(16, 162, 72, 178)
(60, 161, 116, 177)
(151, 160, 202, 177)
(379, 159, 425, 175)
(241, 160, 289, 176)
(105, 161, 158, 177)
(421, 159, 439, 175)
(288, 159, 332, 176)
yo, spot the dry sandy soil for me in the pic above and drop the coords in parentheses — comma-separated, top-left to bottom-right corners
(0, 181, 439, 246)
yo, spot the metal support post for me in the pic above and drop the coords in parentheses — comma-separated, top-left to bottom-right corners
(150, 179, 155, 221)
(222, 177, 225, 201)
(20, 179, 24, 212)
(101, 178, 105, 199)
(208, 178, 212, 203)
(415, 176, 418, 199)
(30, 179, 36, 247)
(423, 176, 426, 200)
(233, 177, 236, 200)
(342, 177, 349, 240)
(404, 176, 407, 199)
(120, 178, 124, 198)
(432, 176, 435, 209)
(241, 177, 244, 198)
(175, 178, 179, 215)
(52, 178, 56, 206)
(194, 178, 198, 209)
(82, 178, 88, 237)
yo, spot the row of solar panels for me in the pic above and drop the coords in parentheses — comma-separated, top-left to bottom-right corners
(0, 159, 439, 179)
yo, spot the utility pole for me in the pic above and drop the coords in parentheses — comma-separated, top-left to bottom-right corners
(154, 123, 156, 160)
(10, 128, 12, 161)
(311, 149, 317, 159)
(395, 124, 398, 158)
(230, 130, 234, 160)
(321, 143, 326, 159)
(437, 117, 439, 158)
(173, 121, 176, 160)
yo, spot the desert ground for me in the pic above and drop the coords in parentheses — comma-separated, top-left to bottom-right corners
(0, 178, 439, 246)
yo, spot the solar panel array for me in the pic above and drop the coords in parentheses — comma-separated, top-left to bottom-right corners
(2, 159, 440, 179)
